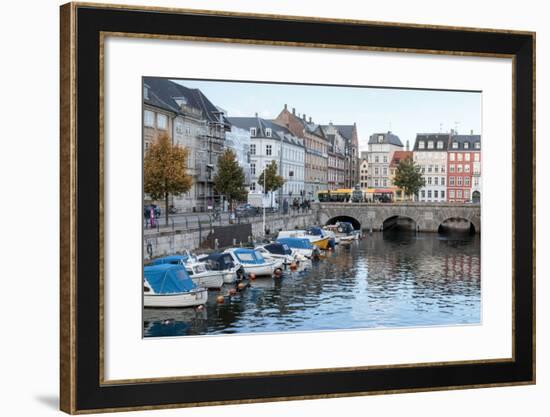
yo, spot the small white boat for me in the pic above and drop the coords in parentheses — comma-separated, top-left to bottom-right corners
(277, 229, 332, 250)
(198, 252, 245, 284)
(255, 242, 296, 266)
(185, 260, 224, 289)
(224, 248, 283, 276)
(276, 237, 316, 258)
(144, 264, 207, 308)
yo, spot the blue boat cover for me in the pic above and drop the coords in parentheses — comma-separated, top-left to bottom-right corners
(232, 248, 266, 264)
(277, 237, 313, 249)
(308, 226, 324, 236)
(264, 243, 292, 256)
(151, 255, 189, 266)
(144, 264, 196, 294)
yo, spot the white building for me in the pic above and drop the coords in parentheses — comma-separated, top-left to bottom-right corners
(366, 132, 403, 188)
(413, 133, 450, 202)
(227, 116, 305, 205)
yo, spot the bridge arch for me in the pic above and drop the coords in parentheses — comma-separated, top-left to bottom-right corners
(438, 217, 476, 234)
(325, 215, 361, 230)
(382, 215, 417, 231)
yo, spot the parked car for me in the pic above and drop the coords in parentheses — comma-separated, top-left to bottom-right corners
(235, 203, 259, 217)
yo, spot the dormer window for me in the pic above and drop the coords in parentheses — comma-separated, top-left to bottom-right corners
(250, 127, 256, 137)
(266, 128, 272, 137)
(464, 142, 470, 149)
(474, 141, 481, 149)
(437, 141, 444, 149)
(173, 97, 188, 108)
(452, 141, 459, 149)
(378, 135, 384, 143)
(427, 141, 434, 149)
(418, 141, 425, 149)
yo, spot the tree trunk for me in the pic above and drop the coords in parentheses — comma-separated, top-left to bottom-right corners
(165, 192, 169, 226)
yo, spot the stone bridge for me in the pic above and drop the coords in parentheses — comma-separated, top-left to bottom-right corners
(316, 202, 481, 233)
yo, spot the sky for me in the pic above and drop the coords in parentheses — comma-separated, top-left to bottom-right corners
(173, 78, 481, 153)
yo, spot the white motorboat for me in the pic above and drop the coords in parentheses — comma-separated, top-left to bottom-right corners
(184, 260, 224, 289)
(275, 237, 316, 258)
(197, 252, 245, 284)
(224, 248, 283, 276)
(143, 264, 207, 308)
(255, 242, 296, 266)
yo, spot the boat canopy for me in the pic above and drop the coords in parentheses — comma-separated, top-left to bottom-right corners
(338, 222, 355, 234)
(151, 254, 189, 266)
(202, 252, 236, 270)
(144, 264, 196, 294)
(231, 248, 266, 264)
(264, 243, 292, 256)
(308, 226, 325, 236)
(277, 237, 313, 249)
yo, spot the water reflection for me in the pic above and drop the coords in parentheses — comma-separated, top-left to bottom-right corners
(144, 233, 481, 337)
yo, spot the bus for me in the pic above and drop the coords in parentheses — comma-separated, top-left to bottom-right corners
(317, 189, 353, 203)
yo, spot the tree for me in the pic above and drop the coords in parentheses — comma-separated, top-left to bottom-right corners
(213, 149, 247, 210)
(393, 157, 425, 200)
(144, 133, 192, 225)
(257, 160, 284, 207)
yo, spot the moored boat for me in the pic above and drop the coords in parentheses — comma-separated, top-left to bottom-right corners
(255, 242, 297, 266)
(184, 260, 224, 289)
(143, 264, 207, 308)
(277, 229, 331, 250)
(198, 252, 245, 284)
(224, 248, 283, 276)
(276, 237, 316, 258)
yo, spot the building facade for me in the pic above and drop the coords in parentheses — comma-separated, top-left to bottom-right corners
(224, 125, 252, 188)
(143, 77, 231, 212)
(413, 133, 449, 203)
(389, 150, 413, 201)
(228, 116, 305, 205)
(274, 106, 328, 201)
(359, 158, 369, 189)
(447, 134, 481, 203)
(366, 132, 404, 189)
(322, 124, 347, 190)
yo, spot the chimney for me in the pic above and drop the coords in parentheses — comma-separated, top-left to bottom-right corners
(302, 113, 306, 121)
(406, 140, 410, 151)
(292, 107, 296, 115)
(470, 129, 473, 135)
(309, 116, 312, 123)
(284, 103, 288, 110)
(254, 112, 258, 118)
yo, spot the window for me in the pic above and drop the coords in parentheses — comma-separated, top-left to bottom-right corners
(452, 141, 458, 149)
(374, 167, 379, 175)
(474, 153, 480, 162)
(449, 153, 455, 161)
(475, 142, 481, 149)
(457, 190, 462, 199)
(378, 135, 384, 143)
(250, 127, 256, 137)
(250, 163, 256, 175)
(450, 164, 455, 173)
(185, 126, 191, 135)
(464, 190, 470, 199)
(441, 190, 445, 199)
(437, 141, 444, 149)
(427, 141, 434, 149)
(419, 141, 425, 149)
(428, 190, 432, 198)
(464, 142, 470, 149)
(375, 155, 379, 163)
(383, 179, 387, 186)
(457, 153, 463, 161)
(427, 177, 432, 185)
(421, 166, 425, 173)
(450, 176, 455, 186)
(374, 179, 379, 187)
(421, 190, 426, 198)
(249, 182, 256, 191)
(450, 190, 455, 199)
(266, 145, 272, 156)
(428, 165, 432, 173)
(144, 110, 155, 127)
(457, 177, 463, 186)
(465, 164, 471, 173)
(474, 177, 480, 186)
(465, 153, 471, 161)
(434, 177, 439, 186)
(434, 165, 439, 173)
(250, 144, 256, 155)
(266, 128, 272, 137)
(383, 156, 388, 163)
(441, 177, 445, 186)
(434, 190, 439, 198)
(465, 176, 470, 186)
(157, 113, 168, 130)
(441, 166, 445, 173)
(457, 164, 463, 173)
(383, 167, 387, 175)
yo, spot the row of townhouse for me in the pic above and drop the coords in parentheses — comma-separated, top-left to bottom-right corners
(360, 131, 481, 203)
(143, 78, 360, 211)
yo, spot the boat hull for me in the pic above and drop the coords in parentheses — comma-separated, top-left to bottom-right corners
(310, 236, 331, 250)
(144, 288, 207, 308)
(190, 272, 224, 289)
(242, 262, 279, 276)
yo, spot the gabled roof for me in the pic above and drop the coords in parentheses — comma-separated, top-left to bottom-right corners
(368, 132, 403, 147)
(227, 117, 304, 147)
(143, 77, 231, 128)
(390, 151, 413, 168)
(413, 133, 451, 151)
(333, 125, 355, 141)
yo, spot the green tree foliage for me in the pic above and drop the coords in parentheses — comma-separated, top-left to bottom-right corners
(393, 157, 425, 199)
(213, 149, 247, 210)
(144, 133, 192, 225)
(258, 160, 284, 194)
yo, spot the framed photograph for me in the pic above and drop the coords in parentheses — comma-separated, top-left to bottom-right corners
(60, 2, 535, 414)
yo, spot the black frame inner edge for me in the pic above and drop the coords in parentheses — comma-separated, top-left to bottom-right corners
(73, 5, 534, 411)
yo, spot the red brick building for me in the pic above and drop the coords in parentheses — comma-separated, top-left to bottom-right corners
(446, 134, 481, 203)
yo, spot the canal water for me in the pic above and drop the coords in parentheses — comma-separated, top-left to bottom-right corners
(143, 232, 481, 337)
